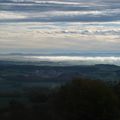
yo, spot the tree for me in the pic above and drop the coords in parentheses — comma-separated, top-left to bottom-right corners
(52, 78, 120, 120)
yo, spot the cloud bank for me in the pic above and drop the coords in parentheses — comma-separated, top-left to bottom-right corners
(0, 0, 120, 53)
(0, 0, 120, 22)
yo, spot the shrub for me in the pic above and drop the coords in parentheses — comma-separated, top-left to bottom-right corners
(52, 78, 120, 120)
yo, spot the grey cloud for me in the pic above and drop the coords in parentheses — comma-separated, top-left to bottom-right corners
(0, 3, 95, 12)
(0, 0, 120, 22)
(0, 12, 120, 23)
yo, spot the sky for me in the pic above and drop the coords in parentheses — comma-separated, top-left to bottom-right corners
(0, 0, 120, 54)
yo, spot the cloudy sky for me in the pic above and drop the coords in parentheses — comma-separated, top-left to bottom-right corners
(0, 0, 120, 54)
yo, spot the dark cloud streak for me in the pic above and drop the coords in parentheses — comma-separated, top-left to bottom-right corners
(0, 0, 120, 22)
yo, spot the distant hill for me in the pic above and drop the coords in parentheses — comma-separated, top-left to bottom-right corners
(0, 62, 120, 93)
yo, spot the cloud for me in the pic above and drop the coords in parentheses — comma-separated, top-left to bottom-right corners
(0, 0, 120, 22)
(0, 0, 120, 53)
(0, 22, 120, 52)
(0, 11, 26, 19)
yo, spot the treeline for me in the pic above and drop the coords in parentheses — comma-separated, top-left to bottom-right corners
(0, 78, 120, 120)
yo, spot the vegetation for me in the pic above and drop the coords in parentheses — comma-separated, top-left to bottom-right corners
(0, 78, 120, 120)
(51, 79, 120, 120)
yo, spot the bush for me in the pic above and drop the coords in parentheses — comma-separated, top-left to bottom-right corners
(52, 78, 120, 120)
